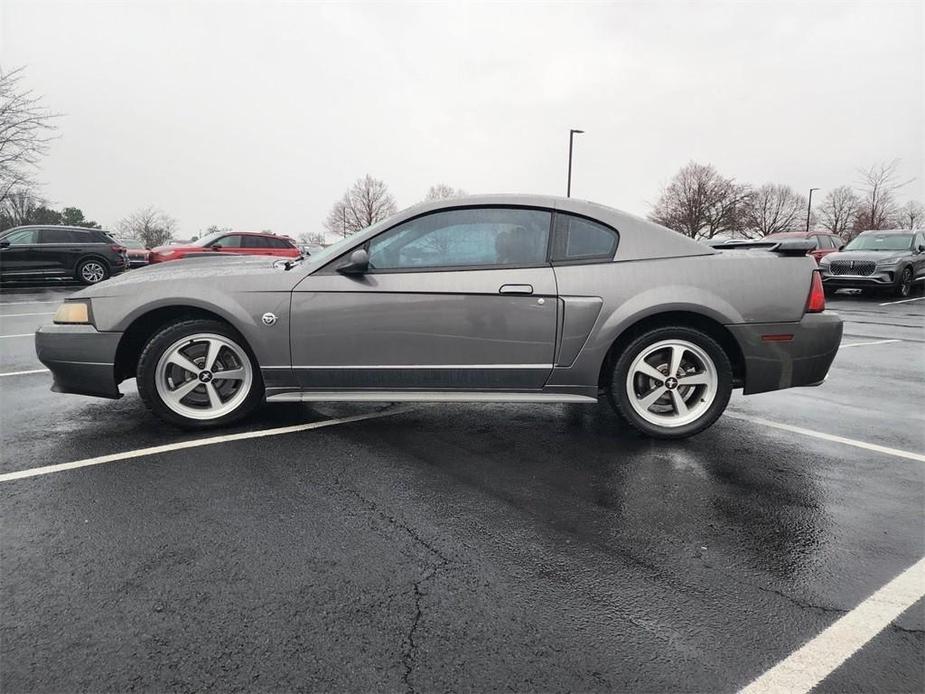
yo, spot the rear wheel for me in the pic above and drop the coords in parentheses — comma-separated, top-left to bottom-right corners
(895, 267, 913, 297)
(137, 319, 264, 428)
(607, 327, 732, 439)
(76, 258, 109, 285)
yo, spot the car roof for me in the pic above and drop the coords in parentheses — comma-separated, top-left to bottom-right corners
(2, 225, 113, 233)
(858, 229, 913, 235)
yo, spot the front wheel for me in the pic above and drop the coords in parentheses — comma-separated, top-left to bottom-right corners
(895, 267, 913, 297)
(607, 327, 733, 439)
(137, 319, 264, 429)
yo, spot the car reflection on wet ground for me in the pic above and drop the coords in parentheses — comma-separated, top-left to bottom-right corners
(0, 284, 922, 692)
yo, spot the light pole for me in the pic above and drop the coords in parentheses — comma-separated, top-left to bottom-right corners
(567, 129, 584, 197)
(806, 187, 819, 232)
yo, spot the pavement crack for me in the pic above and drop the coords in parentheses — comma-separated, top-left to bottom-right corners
(890, 623, 925, 636)
(331, 476, 450, 693)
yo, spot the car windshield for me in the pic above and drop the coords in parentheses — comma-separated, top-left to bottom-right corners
(303, 234, 356, 264)
(843, 234, 912, 251)
(119, 238, 144, 249)
(192, 232, 225, 247)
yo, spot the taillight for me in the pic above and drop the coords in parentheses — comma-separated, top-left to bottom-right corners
(806, 271, 825, 313)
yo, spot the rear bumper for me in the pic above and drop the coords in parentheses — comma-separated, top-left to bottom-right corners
(727, 312, 843, 395)
(34, 325, 123, 399)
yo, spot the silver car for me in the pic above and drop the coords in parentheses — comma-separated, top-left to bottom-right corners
(35, 195, 842, 439)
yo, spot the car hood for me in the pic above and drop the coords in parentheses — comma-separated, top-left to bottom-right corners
(822, 250, 908, 263)
(74, 254, 295, 298)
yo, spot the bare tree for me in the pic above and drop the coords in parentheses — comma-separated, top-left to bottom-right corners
(0, 67, 59, 205)
(118, 206, 177, 247)
(649, 161, 750, 240)
(740, 184, 807, 237)
(894, 200, 924, 229)
(324, 174, 398, 237)
(301, 231, 325, 245)
(854, 160, 912, 232)
(815, 186, 860, 238)
(425, 183, 467, 201)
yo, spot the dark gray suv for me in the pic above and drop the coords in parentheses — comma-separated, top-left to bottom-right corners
(0, 225, 128, 285)
(819, 229, 925, 297)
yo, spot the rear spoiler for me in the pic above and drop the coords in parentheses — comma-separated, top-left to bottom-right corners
(707, 238, 814, 257)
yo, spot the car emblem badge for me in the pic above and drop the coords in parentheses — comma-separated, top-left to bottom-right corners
(262, 312, 277, 326)
(849, 261, 854, 270)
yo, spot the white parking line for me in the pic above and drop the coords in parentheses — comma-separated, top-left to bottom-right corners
(0, 368, 48, 377)
(739, 556, 925, 694)
(839, 339, 901, 348)
(0, 406, 415, 483)
(0, 333, 33, 339)
(879, 296, 925, 306)
(0, 299, 62, 306)
(725, 413, 925, 463)
(0, 312, 55, 317)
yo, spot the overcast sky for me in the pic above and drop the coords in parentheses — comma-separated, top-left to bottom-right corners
(2, 0, 922, 239)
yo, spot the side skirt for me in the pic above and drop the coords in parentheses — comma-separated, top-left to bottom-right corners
(266, 391, 598, 404)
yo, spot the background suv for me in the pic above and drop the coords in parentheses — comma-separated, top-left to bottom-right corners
(819, 229, 925, 297)
(148, 231, 300, 264)
(0, 226, 127, 285)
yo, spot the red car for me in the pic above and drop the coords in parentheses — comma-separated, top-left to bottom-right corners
(148, 231, 300, 264)
(764, 231, 843, 264)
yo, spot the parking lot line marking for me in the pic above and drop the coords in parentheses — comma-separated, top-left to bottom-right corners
(0, 333, 33, 339)
(739, 556, 925, 694)
(0, 368, 48, 377)
(0, 311, 55, 317)
(0, 406, 415, 483)
(0, 300, 61, 306)
(839, 339, 901, 348)
(725, 413, 925, 463)
(879, 296, 925, 306)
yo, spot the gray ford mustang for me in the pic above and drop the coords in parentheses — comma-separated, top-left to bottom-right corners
(35, 195, 842, 439)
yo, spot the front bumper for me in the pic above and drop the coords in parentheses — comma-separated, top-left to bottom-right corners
(727, 312, 843, 395)
(34, 324, 123, 399)
(820, 269, 896, 288)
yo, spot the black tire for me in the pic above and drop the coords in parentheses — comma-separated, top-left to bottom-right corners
(76, 257, 110, 285)
(137, 318, 264, 429)
(607, 326, 733, 439)
(895, 267, 913, 297)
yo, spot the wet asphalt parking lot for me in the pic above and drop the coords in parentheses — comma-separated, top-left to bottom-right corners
(0, 282, 923, 693)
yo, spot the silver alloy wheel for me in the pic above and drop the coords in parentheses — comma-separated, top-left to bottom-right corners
(625, 339, 718, 428)
(154, 333, 253, 420)
(80, 261, 106, 283)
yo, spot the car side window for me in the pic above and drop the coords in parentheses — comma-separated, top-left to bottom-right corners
(914, 232, 925, 250)
(39, 228, 79, 244)
(551, 213, 618, 262)
(213, 235, 242, 248)
(273, 238, 294, 249)
(240, 236, 266, 248)
(367, 207, 551, 271)
(2, 229, 38, 245)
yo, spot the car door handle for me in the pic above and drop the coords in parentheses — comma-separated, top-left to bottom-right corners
(499, 284, 533, 295)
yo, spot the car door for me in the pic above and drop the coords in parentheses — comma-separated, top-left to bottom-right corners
(38, 227, 85, 275)
(208, 234, 245, 256)
(0, 228, 42, 277)
(289, 206, 558, 391)
(913, 232, 925, 282)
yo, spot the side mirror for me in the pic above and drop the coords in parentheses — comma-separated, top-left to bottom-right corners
(211, 244, 222, 251)
(0, 240, 9, 249)
(917, 243, 925, 253)
(337, 248, 369, 275)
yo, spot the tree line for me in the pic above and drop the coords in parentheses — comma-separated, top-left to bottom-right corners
(649, 160, 923, 240)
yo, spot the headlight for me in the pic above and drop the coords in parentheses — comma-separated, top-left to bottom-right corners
(876, 258, 900, 268)
(53, 301, 91, 324)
